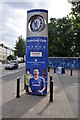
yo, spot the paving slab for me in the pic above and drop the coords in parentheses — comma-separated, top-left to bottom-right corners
(2, 73, 76, 118)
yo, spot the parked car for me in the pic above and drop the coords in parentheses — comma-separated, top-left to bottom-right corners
(5, 62, 18, 70)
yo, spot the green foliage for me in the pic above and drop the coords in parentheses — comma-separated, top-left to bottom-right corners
(48, 1, 80, 57)
(7, 55, 15, 61)
(48, 17, 74, 57)
(14, 35, 26, 61)
(70, 1, 80, 56)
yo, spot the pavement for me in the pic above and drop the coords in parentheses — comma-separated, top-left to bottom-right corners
(2, 70, 78, 119)
(57, 73, 78, 117)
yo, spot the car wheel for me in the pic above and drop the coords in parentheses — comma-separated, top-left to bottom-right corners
(15, 66, 17, 69)
(16, 66, 18, 69)
(12, 67, 14, 70)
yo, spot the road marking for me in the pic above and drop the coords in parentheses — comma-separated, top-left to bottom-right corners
(73, 83, 78, 85)
(0, 69, 25, 77)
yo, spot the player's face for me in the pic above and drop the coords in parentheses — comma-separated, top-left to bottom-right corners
(26, 71, 30, 75)
(34, 69, 39, 77)
(43, 69, 47, 76)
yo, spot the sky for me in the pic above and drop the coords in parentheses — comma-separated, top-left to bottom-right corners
(0, 0, 72, 49)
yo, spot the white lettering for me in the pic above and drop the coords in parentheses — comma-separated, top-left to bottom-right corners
(27, 38, 47, 43)
(40, 39, 46, 42)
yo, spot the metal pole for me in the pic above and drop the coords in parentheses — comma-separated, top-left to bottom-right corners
(54, 66, 56, 73)
(62, 67, 63, 74)
(16, 77, 20, 98)
(49, 75, 53, 102)
(48, 66, 50, 72)
(70, 68, 72, 76)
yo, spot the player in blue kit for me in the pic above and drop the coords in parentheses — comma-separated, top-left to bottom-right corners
(28, 68, 46, 95)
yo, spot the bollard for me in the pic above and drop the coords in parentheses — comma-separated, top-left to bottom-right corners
(49, 75, 53, 102)
(70, 68, 72, 76)
(16, 77, 20, 98)
(54, 66, 56, 73)
(62, 67, 63, 74)
(48, 66, 50, 72)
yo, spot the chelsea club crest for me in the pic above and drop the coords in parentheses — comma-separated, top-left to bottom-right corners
(28, 15, 46, 32)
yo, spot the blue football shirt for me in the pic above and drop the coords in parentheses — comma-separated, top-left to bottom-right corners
(29, 76, 45, 95)
(43, 76, 47, 94)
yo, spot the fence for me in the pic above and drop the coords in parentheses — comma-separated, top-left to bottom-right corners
(48, 57, 80, 69)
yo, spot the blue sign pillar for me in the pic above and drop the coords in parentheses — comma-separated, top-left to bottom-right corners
(26, 9, 48, 95)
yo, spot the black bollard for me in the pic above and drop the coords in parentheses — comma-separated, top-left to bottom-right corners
(48, 66, 50, 72)
(54, 66, 56, 73)
(16, 77, 20, 98)
(70, 68, 72, 76)
(49, 75, 53, 102)
(62, 67, 63, 74)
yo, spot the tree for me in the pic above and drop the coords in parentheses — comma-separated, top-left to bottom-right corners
(48, 17, 74, 57)
(48, 1, 80, 57)
(7, 55, 15, 61)
(69, 1, 80, 56)
(15, 35, 26, 62)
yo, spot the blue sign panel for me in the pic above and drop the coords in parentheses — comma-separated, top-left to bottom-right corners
(26, 9, 48, 95)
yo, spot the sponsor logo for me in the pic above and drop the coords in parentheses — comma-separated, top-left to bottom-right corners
(30, 52, 42, 57)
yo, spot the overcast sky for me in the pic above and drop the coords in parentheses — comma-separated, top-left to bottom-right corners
(0, 0, 72, 49)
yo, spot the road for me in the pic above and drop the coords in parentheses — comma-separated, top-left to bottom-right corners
(1, 63, 25, 78)
(2, 67, 25, 83)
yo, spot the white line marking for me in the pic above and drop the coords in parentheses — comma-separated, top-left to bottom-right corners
(0, 69, 24, 77)
(73, 83, 78, 85)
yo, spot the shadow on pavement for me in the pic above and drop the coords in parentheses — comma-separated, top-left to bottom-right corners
(2, 94, 46, 118)
(37, 102, 51, 116)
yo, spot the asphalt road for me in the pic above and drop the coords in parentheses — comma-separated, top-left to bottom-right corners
(57, 72, 78, 118)
(1, 63, 25, 82)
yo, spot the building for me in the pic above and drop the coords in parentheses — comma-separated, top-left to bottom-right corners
(0, 44, 14, 63)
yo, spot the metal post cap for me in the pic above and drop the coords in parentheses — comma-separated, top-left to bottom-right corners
(51, 80, 54, 82)
(17, 77, 20, 80)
